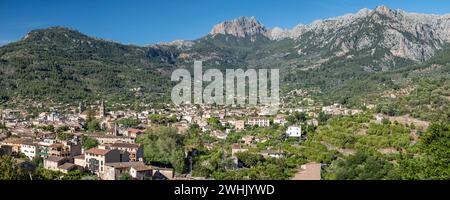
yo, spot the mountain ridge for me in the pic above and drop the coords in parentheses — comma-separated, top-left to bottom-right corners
(1, 5, 449, 106)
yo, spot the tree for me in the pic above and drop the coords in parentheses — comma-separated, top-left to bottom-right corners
(207, 117, 224, 130)
(41, 125, 55, 132)
(148, 114, 162, 123)
(34, 168, 63, 180)
(207, 117, 220, 125)
(235, 152, 265, 168)
(148, 114, 177, 125)
(138, 126, 187, 174)
(62, 170, 87, 180)
(86, 120, 101, 132)
(399, 123, 450, 179)
(57, 132, 73, 141)
(318, 112, 331, 124)
(333, 150, 398, 180)
(119, 173, 133, 180)
(32, 156, 44, 168)
(0, 155, 27, 180)
(86, 109, 96, 123)
(56, 125, 69, 133)
(287, 112, 307, 124)
(117, 118, 140, 128)
(82, 136, 99, 150)
(85, 108, 101, 132)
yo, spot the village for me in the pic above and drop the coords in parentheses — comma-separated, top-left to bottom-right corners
(0, 95, 428, 180)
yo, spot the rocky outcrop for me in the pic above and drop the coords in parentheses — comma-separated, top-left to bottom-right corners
(267, 5, 450, 62)
(210, 16, 267, 38)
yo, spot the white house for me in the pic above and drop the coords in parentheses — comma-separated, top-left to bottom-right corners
(20, 142, 40, 160)
(286, 126, 302, 138)
(247, 117, 270, 127)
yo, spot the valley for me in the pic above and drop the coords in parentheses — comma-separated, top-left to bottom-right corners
(0, 5, 449, 180)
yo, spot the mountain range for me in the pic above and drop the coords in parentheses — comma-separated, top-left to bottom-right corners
(0, 5, 449, 109)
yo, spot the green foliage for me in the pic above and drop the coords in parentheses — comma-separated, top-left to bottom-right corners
(117, 118, 140, 128)
(86, 120, 101, 132)
(0, 155, 28, 180)
(332, 150, 398, 180)
(213, 158, 294, 180)
(56, 125, 69, 133)
(34, 168, 63, 180)
(137, 126, 186, 174)
(61, 170, 88, 180)
(207, 117, 224, 130)
(367, 122, 410, 136)
(32, 157, 44, 168)
(235, 152, 265, 168)
(148, 114, 177, 125)
(318, 112, 331, 124)
(40, 125, 55, 132)
(118, 173, 133, 180)
(376, 102, 405, 116)
(286, 112, 307, 125)
(57, 132, 73, 141)
(0, 27, 173, 104)
(398, 123, 450, 179)
(81, 136, 99, 150)
(0, 24, 449, 181)
(33, 168, 90, 180)
(207, 117, 220, 125)
(84, 109, 101, 132)
(191, 149, 230, 178)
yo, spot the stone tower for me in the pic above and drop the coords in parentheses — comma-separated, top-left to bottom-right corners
(114, 123, 119, 136)
(99, 100, 106, 117)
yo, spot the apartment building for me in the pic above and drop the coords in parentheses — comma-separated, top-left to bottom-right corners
(247, 117, 270, 127)
(84, 148, 129, 175)
(20, 142, 40, 160)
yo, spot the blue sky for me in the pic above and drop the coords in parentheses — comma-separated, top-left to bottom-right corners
(1, 0, 450, 46)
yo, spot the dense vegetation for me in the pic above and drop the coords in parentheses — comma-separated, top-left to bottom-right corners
(0, 26, 449, 180)
(1, 27, 449, 118)
(0, 27, 173, 105)
(136, 126, 186, 174)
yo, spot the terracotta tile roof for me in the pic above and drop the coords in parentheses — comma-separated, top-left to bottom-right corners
(110, 142, 141, 149)
(85, 148, 110, 155)
(1, 138, 30, 145)
(127, 129, 144, 134)
(50, 143, 64, 148)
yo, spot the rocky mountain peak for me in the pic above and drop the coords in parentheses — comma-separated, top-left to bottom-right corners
(374, 5, 393, 15)
(264, 5, 450, 63)
(210, 16, 267, 38)
(23, 26, 90, 43)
